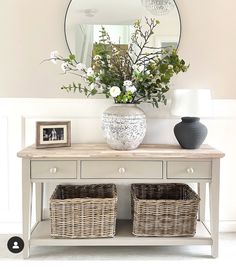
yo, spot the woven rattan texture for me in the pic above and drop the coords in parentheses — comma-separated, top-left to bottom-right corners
(50, 184, 117, 238)
(131, 183, 200, 237)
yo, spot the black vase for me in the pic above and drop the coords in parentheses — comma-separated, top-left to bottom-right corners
(174, 117, 208, 149)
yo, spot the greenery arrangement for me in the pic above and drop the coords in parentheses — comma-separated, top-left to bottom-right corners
(49, 18, 188, 107)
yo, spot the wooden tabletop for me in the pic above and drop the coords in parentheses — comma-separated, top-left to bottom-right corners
(17, 144, 225, 159)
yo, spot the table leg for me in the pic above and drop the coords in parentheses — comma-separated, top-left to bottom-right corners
(198, 182, 206, 221)
(22, 159, 32, 259)
(209, 159, 220, 258)
(35, 183, 43, 222)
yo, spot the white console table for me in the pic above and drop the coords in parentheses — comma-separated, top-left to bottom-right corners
(17, 144, 224, 259)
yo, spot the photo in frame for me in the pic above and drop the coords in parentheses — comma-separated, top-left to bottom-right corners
(36, 121, 71, 149)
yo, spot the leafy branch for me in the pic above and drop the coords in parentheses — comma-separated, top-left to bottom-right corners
(47, 17, 189, 108)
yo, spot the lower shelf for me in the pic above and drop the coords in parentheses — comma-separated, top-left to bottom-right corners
(30, 220, 212, 246)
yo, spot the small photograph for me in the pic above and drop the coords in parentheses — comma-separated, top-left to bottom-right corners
(36, 121, 71, 148)
(42, 128, 64, 142)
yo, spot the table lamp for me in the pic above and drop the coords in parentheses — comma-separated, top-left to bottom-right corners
(171, 89, 212, 149)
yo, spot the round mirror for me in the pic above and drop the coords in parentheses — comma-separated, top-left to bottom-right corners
(65, 0, 181, 66)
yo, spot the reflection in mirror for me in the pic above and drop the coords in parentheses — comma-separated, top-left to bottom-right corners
(65, 0, 181, 67)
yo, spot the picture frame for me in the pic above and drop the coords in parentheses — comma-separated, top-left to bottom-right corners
(36, 121, 71, 149)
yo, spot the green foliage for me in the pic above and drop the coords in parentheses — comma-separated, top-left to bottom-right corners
(53, 17, 189, 108)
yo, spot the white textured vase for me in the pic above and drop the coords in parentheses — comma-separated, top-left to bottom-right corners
(102, 104, 146, 150)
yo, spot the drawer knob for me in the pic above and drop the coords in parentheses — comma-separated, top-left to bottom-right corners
(49, 167, 58, 174)
(186, 167, 194, 174)
(118, 167, 126, 174)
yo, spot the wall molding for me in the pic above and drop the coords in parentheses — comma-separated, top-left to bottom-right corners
(0, 222, 21, 234)
(0, 116, 9, 212)
(1, 98, 236, 119)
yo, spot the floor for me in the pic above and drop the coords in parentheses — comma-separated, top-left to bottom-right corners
(0, 233, 236, 261)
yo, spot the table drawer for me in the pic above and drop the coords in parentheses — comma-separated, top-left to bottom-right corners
(167, 161, 211, 179)
(81, 160, 163, 179)
(31, 160, 77, 179)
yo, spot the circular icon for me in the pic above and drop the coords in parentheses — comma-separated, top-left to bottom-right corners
(7, 236, 24, 254)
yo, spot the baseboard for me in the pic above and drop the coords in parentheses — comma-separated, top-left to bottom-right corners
(219, 221, 236, 233)
(0, 223, 21, 234)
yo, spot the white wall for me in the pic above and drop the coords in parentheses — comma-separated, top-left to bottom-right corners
(0, 0, 236, 98)
(174, 0, 236, 99)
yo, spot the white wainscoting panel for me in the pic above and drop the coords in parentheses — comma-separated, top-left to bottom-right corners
(0, 98, 235, 233)
(0, 116, 9, 211)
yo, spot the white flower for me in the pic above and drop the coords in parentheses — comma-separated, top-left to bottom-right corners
(132, 64, 138, 71)
(90, 83, 95, 90)
(99, 85, 105, 92)
(50, 50, 59, 58)
(93, 55, 102, 61)
(87, 67, 94, 76)
(168, 64, 173, 69)
(109, 86, 121, 97)
(76, 63, 86, 71)
(61, 62, 69, 73)
(138, 65, 145, 72)
(112, 48, 118, 53)
(99, 84, 106, 92)
(50, 50, 59, 64)
(123, 80, 132, 87)
(126, 85, 137, 94)
(160, 83, 166, 88)
(132, 64, 144, 73)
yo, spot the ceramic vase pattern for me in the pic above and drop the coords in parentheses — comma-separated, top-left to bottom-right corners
(102, 104, 146, 150)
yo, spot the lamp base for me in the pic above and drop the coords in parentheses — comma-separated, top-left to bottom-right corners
(174, 117, 208, 149)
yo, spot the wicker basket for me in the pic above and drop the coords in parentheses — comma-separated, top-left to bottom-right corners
(50, 184, 117, 238)
(131, 183, 200, 237)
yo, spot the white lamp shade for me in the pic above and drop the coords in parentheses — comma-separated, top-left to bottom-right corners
(171, 89, 212, 117)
